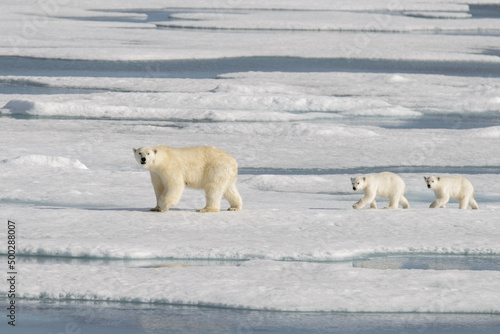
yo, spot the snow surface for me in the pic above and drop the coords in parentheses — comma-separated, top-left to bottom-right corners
(1, 0, 500, 316)
(1, 154, 88, 169)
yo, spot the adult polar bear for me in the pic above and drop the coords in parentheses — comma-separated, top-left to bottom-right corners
(351, 172, 409, 210)
(424, 176, 478, 210)
(133, 145, 242, 212)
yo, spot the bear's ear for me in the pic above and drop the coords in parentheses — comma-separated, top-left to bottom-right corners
(363, 177, 366, 181)
(437, 177, 441, 181)
(133, 148, 137, 153)
(423, 176, 427, 180)
(350, 177, 355, 182)
(153, 149, 157, 154)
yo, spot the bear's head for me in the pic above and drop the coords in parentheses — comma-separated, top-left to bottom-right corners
(133, 147, 158, 169)
(351, 176, 366, 191)
(424, 176, 440, 189)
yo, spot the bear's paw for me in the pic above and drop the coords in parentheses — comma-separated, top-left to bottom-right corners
(196, 207, 220, 213)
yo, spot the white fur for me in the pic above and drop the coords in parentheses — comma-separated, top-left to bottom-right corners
(133, 145, 242, 212)
(351, 172, 409, 210)
(424, 176, 478, 210)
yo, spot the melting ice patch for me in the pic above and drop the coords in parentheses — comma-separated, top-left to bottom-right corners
(403, 11, 472, 19)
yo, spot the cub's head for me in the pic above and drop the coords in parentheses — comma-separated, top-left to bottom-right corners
(133, 147, 158, 169)
(350, 176, 366, 191)
(424, 176, 440, 189)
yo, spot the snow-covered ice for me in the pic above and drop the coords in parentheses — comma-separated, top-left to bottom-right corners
(1, 0, 500, 329)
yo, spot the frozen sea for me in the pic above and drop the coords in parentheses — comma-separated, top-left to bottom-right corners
(1, 1, 500, 333)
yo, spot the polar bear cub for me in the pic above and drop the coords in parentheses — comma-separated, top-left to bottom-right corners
(424, 176, 478, 210)
(133, 145, 242, 212)
(351, 172, 409, 210)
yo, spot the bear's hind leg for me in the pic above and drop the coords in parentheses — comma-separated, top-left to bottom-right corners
(369, 200, 377, 209)
(224, 182, 242, 211)
(400, 196, 410, 209)
(198, 183, 223, 213)
(459, 197, 469, 210)
(460, 196, 479, 210)
(469, 197, 479, 210)
(384, 195, 400, 209)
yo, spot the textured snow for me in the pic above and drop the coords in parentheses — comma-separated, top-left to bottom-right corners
(1, 155, 88, 169)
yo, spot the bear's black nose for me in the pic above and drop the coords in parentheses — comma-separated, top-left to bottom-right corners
(353, 187, 356, 191)
(141, 157, 146, 163)
(427, 185, 431, 188)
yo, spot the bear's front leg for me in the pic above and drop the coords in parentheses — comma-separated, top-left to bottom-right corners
(430, 197, 448, 208)
(152, 196, 171, 212)
(155, 180, 185, 212)
(352, 200, 364, 210)
(150, 172, 166, 211)
(151, 205, 167, 212)
(353, 192, 376, 210)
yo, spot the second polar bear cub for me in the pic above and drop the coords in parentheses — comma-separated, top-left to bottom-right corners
(424, 176, 478, 210)
(351, 172, 409, 210)
(133, 145, 242, 212)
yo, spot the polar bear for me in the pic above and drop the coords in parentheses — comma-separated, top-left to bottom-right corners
(351, 172, 409, 210)
(133, 145, 242, 212)
(424, 176, 478, 210)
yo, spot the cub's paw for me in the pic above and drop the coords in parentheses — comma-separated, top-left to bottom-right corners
(352, 203, 362, 210)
